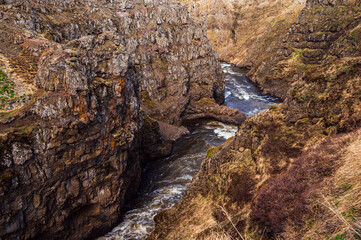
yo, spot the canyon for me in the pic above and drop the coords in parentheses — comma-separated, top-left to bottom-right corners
(151, 0, 361, 239)
(0, 0, 361, 239)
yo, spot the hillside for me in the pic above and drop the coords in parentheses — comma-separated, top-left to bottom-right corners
(151, 0, 361, 239)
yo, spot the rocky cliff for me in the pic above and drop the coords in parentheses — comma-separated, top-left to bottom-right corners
(0, 0, 235, 239)
(247, 0, 361, 99)
(151, 1, 361, 239)
(177, 0, 306, 69)
(178, 0, 361, 100)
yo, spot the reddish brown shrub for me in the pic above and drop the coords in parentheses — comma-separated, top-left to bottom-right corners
(251, 133, 351, 236)
(227, 171, 256, 205)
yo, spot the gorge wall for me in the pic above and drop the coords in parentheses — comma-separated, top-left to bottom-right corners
(151, 0, 361, 239)
(177, 0, 306, 68)
(177, 0, 309, 99)
(179, 0, 361, 100)
(0, 0, 237, 239)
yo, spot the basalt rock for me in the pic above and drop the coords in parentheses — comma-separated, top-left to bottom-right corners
(182, 97, 246, 125)
(4, 0, 224, 124)
(0, 32, 142, 240)
(137, 115, 190, 165)
(0, 0, 226, 239)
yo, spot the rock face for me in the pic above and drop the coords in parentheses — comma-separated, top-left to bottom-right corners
(182, 97, 246, 125)
(1, 34, 141, 240)
(246, 0, 361, 99)
(179, 0, 360, 100)
(177, 0, 306, 68)
(6, 0, 226, 124)
(0, 0, 233, 239)
(151, 1, 361, 239)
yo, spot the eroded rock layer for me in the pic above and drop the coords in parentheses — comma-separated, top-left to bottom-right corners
(247, 0, 361, 99)
(0, 0, 230, 239)
(151, 1, 361, 239)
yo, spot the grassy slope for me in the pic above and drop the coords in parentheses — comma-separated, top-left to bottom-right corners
(150, 1, 361, 239)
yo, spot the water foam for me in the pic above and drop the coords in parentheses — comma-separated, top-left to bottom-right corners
(205, 121, 237, 140)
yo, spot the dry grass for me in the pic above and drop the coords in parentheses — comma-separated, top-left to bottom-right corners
(320, 195, 361, 239)
(204, 231, 233, 240)
(198, 206, 266, 240)
(299, 135, 361, 240)
(219, 205, 246, 240)
(251, 131, 353, 236)
(152, 194, 218, 240)
(173, 130, 361, 240)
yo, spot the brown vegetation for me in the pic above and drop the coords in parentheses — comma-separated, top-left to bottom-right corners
(150, 1, 361, 239)
(251, 131, 354, 237)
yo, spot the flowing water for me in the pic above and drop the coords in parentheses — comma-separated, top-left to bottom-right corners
(99, 63, 279, 240)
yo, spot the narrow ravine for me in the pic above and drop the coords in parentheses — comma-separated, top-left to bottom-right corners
(99, 63, 279, 240)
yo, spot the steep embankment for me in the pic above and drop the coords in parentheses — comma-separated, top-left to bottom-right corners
(151, 1, 361, 239)
(177, 0, 306, 68)
(179, 0, 360, 100)
(0, 0, 235, 239)
(247, 0, 361, 99)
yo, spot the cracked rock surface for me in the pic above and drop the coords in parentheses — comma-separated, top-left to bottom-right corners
(0, 0, 236, 239)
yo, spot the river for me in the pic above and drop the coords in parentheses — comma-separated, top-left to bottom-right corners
(99, 63, 279, 240)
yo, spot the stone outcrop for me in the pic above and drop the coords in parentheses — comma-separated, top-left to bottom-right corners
(182, 97, 246, 125)
(151, 1, 361, 239)
(0, 0, 238, 239)
(4, 0, 227, 124)
(137, 115, 190, 165)
(0, 33, 141, 240)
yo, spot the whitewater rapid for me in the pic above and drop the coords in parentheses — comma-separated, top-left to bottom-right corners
(99, 63, 278, 240)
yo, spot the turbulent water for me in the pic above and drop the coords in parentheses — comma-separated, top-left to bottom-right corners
(99, 63, 279, 240)
(222, 63, 278, 118)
